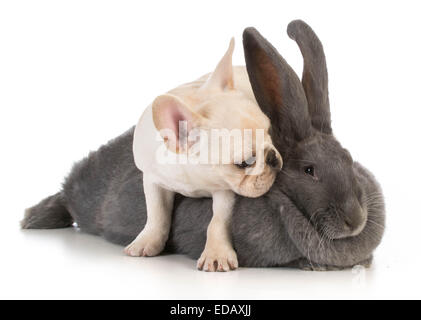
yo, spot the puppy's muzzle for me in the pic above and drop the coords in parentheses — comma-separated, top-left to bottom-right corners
(266, 149, 283, 171)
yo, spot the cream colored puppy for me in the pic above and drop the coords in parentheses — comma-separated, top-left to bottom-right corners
(125, 39, 282, 272)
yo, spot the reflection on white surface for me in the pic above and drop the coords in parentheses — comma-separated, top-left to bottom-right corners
(0, 223, 414, 300)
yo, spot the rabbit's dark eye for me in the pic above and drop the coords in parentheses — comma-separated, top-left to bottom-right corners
(304, 166, 315, 176)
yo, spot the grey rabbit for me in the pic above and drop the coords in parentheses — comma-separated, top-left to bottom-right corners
(22, 20, 385, 270)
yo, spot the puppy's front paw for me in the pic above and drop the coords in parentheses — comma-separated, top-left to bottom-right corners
(124, 231, 166, 257)
(197, 246, 238, 272)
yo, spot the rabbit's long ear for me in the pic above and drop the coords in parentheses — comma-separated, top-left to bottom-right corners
(243, 27, 312, 153)
(287, 20, 332, 134)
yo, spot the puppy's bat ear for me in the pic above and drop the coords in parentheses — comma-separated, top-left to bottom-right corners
(201, 38, 235, 91)
(152, 94, 200, 153)
(243, 27, 312, 153)
(287, 20, 332, 134)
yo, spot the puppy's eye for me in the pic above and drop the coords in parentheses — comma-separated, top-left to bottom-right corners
(304, 166, 315, 176)
(236, 157, 256, 169)
(236, 161, 249, 169)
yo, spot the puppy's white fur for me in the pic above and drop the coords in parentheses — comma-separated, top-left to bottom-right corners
(126, 39, 282, 271)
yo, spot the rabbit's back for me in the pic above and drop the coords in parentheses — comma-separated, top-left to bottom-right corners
(60, 127, 302, 266)
(63, 127, 146, 244)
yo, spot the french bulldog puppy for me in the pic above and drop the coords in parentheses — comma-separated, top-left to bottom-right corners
(125, 39, 282, 271)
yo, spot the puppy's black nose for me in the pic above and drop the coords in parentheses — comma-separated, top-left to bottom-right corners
(266, 149, 281, 170)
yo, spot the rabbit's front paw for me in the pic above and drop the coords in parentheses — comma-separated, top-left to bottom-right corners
(197, 246, 238, 272)
(124, 231, 166, 257)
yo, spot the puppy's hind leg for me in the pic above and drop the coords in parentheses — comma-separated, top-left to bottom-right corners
(197, 190, 238, 272)
(124, 174, 174, 257)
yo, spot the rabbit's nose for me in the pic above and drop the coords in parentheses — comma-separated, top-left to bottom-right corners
(343, 201, 366, 235)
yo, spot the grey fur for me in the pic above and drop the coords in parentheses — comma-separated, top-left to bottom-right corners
(243, 26, 313, 155)
(21, 193, 73, 229)
(287, 20, 332, 134)
(22, 20, 385, 270)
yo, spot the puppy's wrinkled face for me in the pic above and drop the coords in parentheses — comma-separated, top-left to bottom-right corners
(197, 92, 282, 198)
(152, 38, 282, 198)
(152, 90, 282, 198)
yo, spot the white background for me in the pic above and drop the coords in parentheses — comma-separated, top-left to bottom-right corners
(0, 0, 420, 299)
